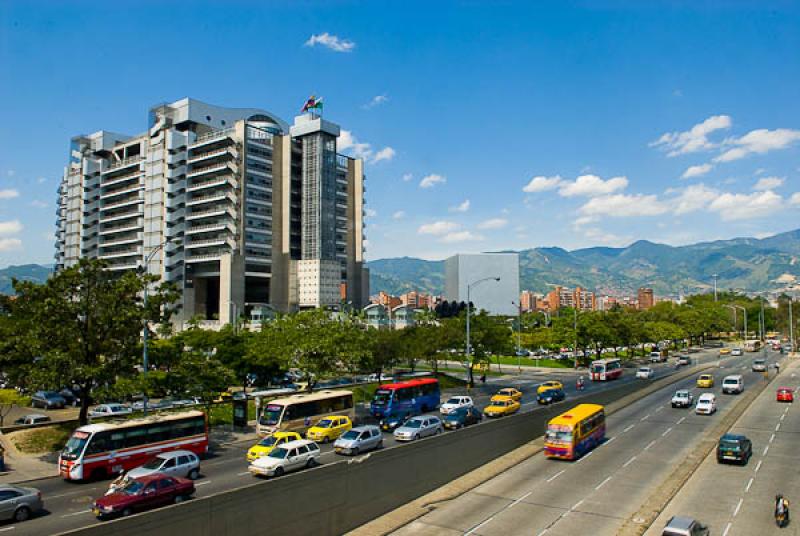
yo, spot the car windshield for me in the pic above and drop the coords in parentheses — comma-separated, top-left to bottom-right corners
(316, 419, 333, 428)
(639, 368, 649, 372)
(121, 480, 144, 495)
(755, 360, 765, 364)
(140, 457, 164, 470)
(450, 408, 468, 417)
(258, 436, 279, 447)
(373, 390, 392, 404)
(445, 398, 462, 405)
(259, 404, 283, 426)
(340, 430, 360, 440)
(719, 439, 741, 450)
(404, 420, 423, 428)
(723, 379, 738, 384)
(675, 392, 688, 398)
(61, 431, 90, 459)
(268, 447, 289, 459)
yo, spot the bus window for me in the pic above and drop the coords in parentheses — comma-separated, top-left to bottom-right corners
(261, 404, 284, 426)
(148, 425, 170, 443)
(86, 432, 109, 455)
(397, 388, 414, 401)
(125, 426, 147, 448)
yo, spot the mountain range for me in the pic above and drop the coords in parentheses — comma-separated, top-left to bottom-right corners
(367, 228, 800, 297)
(2, 229, 799, 298)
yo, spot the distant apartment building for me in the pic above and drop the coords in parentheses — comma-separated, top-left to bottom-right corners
(55, 98, 368, 326)
(545, 286, 596, 312)
(444, 253, 520, 316)
(638, 287, 655, 310)
(597, 295, 619, 311)
(519, 290, 538, 312)
(373, 291, 402, 310)
(400, 290, 433, 309)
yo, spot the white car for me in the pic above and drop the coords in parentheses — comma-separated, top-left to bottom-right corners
(88, 403, 132, 418)
(649, 352, 664, 363)
(731, 348, 743, 356)
(127, 450, 201, 480)
(636, 367, 654, 380)
(393, 416, 443, 441)
(440, 396, 473, 415)
(695, 393, 717, 415)
(248, 439, 321, 478)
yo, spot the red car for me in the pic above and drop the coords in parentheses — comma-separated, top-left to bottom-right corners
(777, 387, 794, 403)
(93, 474, 195, 519)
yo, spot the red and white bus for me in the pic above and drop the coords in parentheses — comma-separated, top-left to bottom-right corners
(590, 359, 623, 381)
(59, 410, 208, 481)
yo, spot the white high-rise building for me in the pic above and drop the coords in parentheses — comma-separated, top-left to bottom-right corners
(55, 98, 368, 326)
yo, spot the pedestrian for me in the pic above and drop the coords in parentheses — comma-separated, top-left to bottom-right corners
(480, 373, 486, 385)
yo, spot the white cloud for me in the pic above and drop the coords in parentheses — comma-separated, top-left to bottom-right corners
(418, 221, 460, 236)
(523, 175, 562, 193)
(753, 176, 785, 191)
(6, 170, 14, 177)
(669, 183, 719, 215)
(0, 238, 22, 251)
(708, 190, 784, 221)
(681, 163, 713, 179)
(582, 227, 628, 246)
(362, 94, 388, 109)
(364, 208, 377, 218)
(0, 189, 20, 200)
(449, 199, 470, 213)
(579, 194, 669, 217)
(476, 218, 508, 230)
(402, 173, 413, 182)
(558, 175, 628, 197)
(304, 33, 355, 52)
(37, 177, 47, 184)
(790, 192, 800, 206)
(372, 147, 395, 163)
(42, 231, 55, 242)
(31, 200, 48, 208)
(650, 115, 732, 156)
(753, 168, 767, 176)
(419, 174, 446, 189)
(440, 231, 483, 243)
(0, 219, 23, 235)
(392, 210, 406, 220)
(714, 128, 800, 163)
(572, 216, 596, 228)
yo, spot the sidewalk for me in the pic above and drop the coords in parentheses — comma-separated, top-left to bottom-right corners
(0, 432, 58, 484)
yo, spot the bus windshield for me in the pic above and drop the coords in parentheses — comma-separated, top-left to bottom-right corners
(592, 364, 605, 373)
(373, 390, 392, 404)
(546, 429, 573, 443)
(260, 404, 284, 426)
(61, 431, 90, 460)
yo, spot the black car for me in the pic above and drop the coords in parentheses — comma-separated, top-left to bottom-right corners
(537, 388, 566, 405)
(443, 406, 483, 429)
(59, 388, 78, 406)
(716, 433, 752, 465)
(30, 390, 67, 410)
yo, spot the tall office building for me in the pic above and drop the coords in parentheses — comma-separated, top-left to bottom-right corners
(638, 287, 655, 310)
(444, 253, 520, 316)
(55, 98, 368, 326)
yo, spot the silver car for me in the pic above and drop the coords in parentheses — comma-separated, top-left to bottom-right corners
(334, 425, 383, 455)
(393, 415, 443, 442)
(126, 450, 200, 480)
(0, 485, 44, 522)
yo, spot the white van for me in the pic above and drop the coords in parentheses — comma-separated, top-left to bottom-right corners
(722, 375, 744, 394)
(695, 393, 716, 415)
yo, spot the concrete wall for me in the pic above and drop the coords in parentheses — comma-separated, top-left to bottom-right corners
(61, 378, 652, 536)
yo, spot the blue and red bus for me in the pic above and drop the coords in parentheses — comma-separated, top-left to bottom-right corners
(370, 378, 440, 420)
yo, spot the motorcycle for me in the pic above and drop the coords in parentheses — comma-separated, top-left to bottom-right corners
(776, 494, 790, 528)
(576, 377, 586, 391)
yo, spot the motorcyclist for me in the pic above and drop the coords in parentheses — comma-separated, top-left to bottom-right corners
(106, 473, 130, 496)
(775, 494, 790, 528)
(576, 376, 585, 391)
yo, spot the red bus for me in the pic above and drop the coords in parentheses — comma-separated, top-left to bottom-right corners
(59, 410, 208, 481)
(369, 378, 441, 419)
(590, 359, 623, 381)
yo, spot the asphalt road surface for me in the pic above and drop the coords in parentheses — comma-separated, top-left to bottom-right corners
(646, 351, 797, 536)
(393, 350, 782, 536)
(0, 349, 731, 535)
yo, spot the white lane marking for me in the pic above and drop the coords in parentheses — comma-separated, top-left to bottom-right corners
(655, 406, 664, 413)
(623, 424, 635, 433)
(237, 471, 251, 476)
(746, 477, 754, 493)
(464, 515, 495, 535)
(775, 422, 781, 431)
(605, 436, 616, 445)
(195, 480, 212, 486)
(755, 460, 763, 473)
(763, 445, 770, 456)
(536, 530, 549, 536)
(50, 489, 98, 499)
(733, 497, 743, 517)
(644, 440, 656, 451)
(770, 433, 776, 444)
(641, 414, 651, 421)
(547, 469, 566, 482)
(780, 413, 786, 422)
(662, 427, 673, 437)
(571, 499, 584, 511)
(577, 451, 594, 463)
(722, 522, 732, 536)
(676, 416, 686, 425)
(61, 509, 91, 518)
(510, 491, 532, 507)
(623, 456, 637, 468)
(595, 476, 612, 490)
(0, 528, 15, 533)
(784, 406, 790, 415)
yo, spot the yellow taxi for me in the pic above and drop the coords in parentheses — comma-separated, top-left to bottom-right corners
(697, 374, 715, 388)
(305, 415, 352, 443)
(246, 431, 302, 462)
(537, 381, 564, 395)
(719, 348, 731, 355)
(492, 388, 523, 402)
(483, 396, 521, 418)
(212, 390, 234, 403)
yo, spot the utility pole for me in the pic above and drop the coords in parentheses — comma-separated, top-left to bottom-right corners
(573, 306, 579, 370)
(465, 276, 500, 387)
(789, 289, 795, 353)
(712, 274, 718, 302)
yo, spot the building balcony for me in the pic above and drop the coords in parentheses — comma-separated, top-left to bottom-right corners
(185, 251, 226, 262)
(99, 208, 144, 224)
(190, 128, 235, 149)
(100, 184, 143, 200)
(187, 175, 237, 192)
(186, 190, 237, 207)
(102, 192, 144, 211)
(186, 205, 237, 221)
(100, 220, 143, 235)
(101, 233, 143, 248)
(185, 236, 235, 249)
(99, 246, 143, 260)
(187, 147, 238, 164)
(106, 261, 141, 271)
(186, 161, 235, 179)
(186, 221, 237, 235)
(103, 156, 144, 174)
(102, 172, 142, 189)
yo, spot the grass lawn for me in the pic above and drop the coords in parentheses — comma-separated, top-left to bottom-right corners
(9, 424, 73, 455)
(491, 356, 574, 368)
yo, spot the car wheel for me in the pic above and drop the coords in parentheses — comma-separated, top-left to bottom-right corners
(122, 507, 133, 517)
(376, 439, 384, 450)
(174, 495, 185, 504)
(274, 466, 285, 477)
(306, 457, 318, 468)
(436, 427, 442, 435)
(188, 468, 200, 480)
(14, 506, 31, 522)
(322, 436, 329, 444)
(352, 447, 359, 456)
(413, 434, 419, 441)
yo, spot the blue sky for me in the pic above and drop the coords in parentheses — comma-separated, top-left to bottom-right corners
(1, 1, 799, 267)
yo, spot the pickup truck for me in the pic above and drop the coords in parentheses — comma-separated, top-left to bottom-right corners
(649, 351, 666, 363)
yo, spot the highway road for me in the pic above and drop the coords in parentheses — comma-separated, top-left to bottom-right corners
(393, 349, 783, 536)
(646, 352, 798, 536)
(0, 349, 726, 535)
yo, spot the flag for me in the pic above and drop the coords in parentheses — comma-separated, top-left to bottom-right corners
(301, 95, 324, 113)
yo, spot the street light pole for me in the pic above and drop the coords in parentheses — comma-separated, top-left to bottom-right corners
(511, 300, 522, 373)
(724, 304, 737, 337)
(465, 276, 500, 386)
(573, 306, 579, 370)
(789, 289, 795, 353)
(734, 305, 747, 343)
(712, 274, 718, 302)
